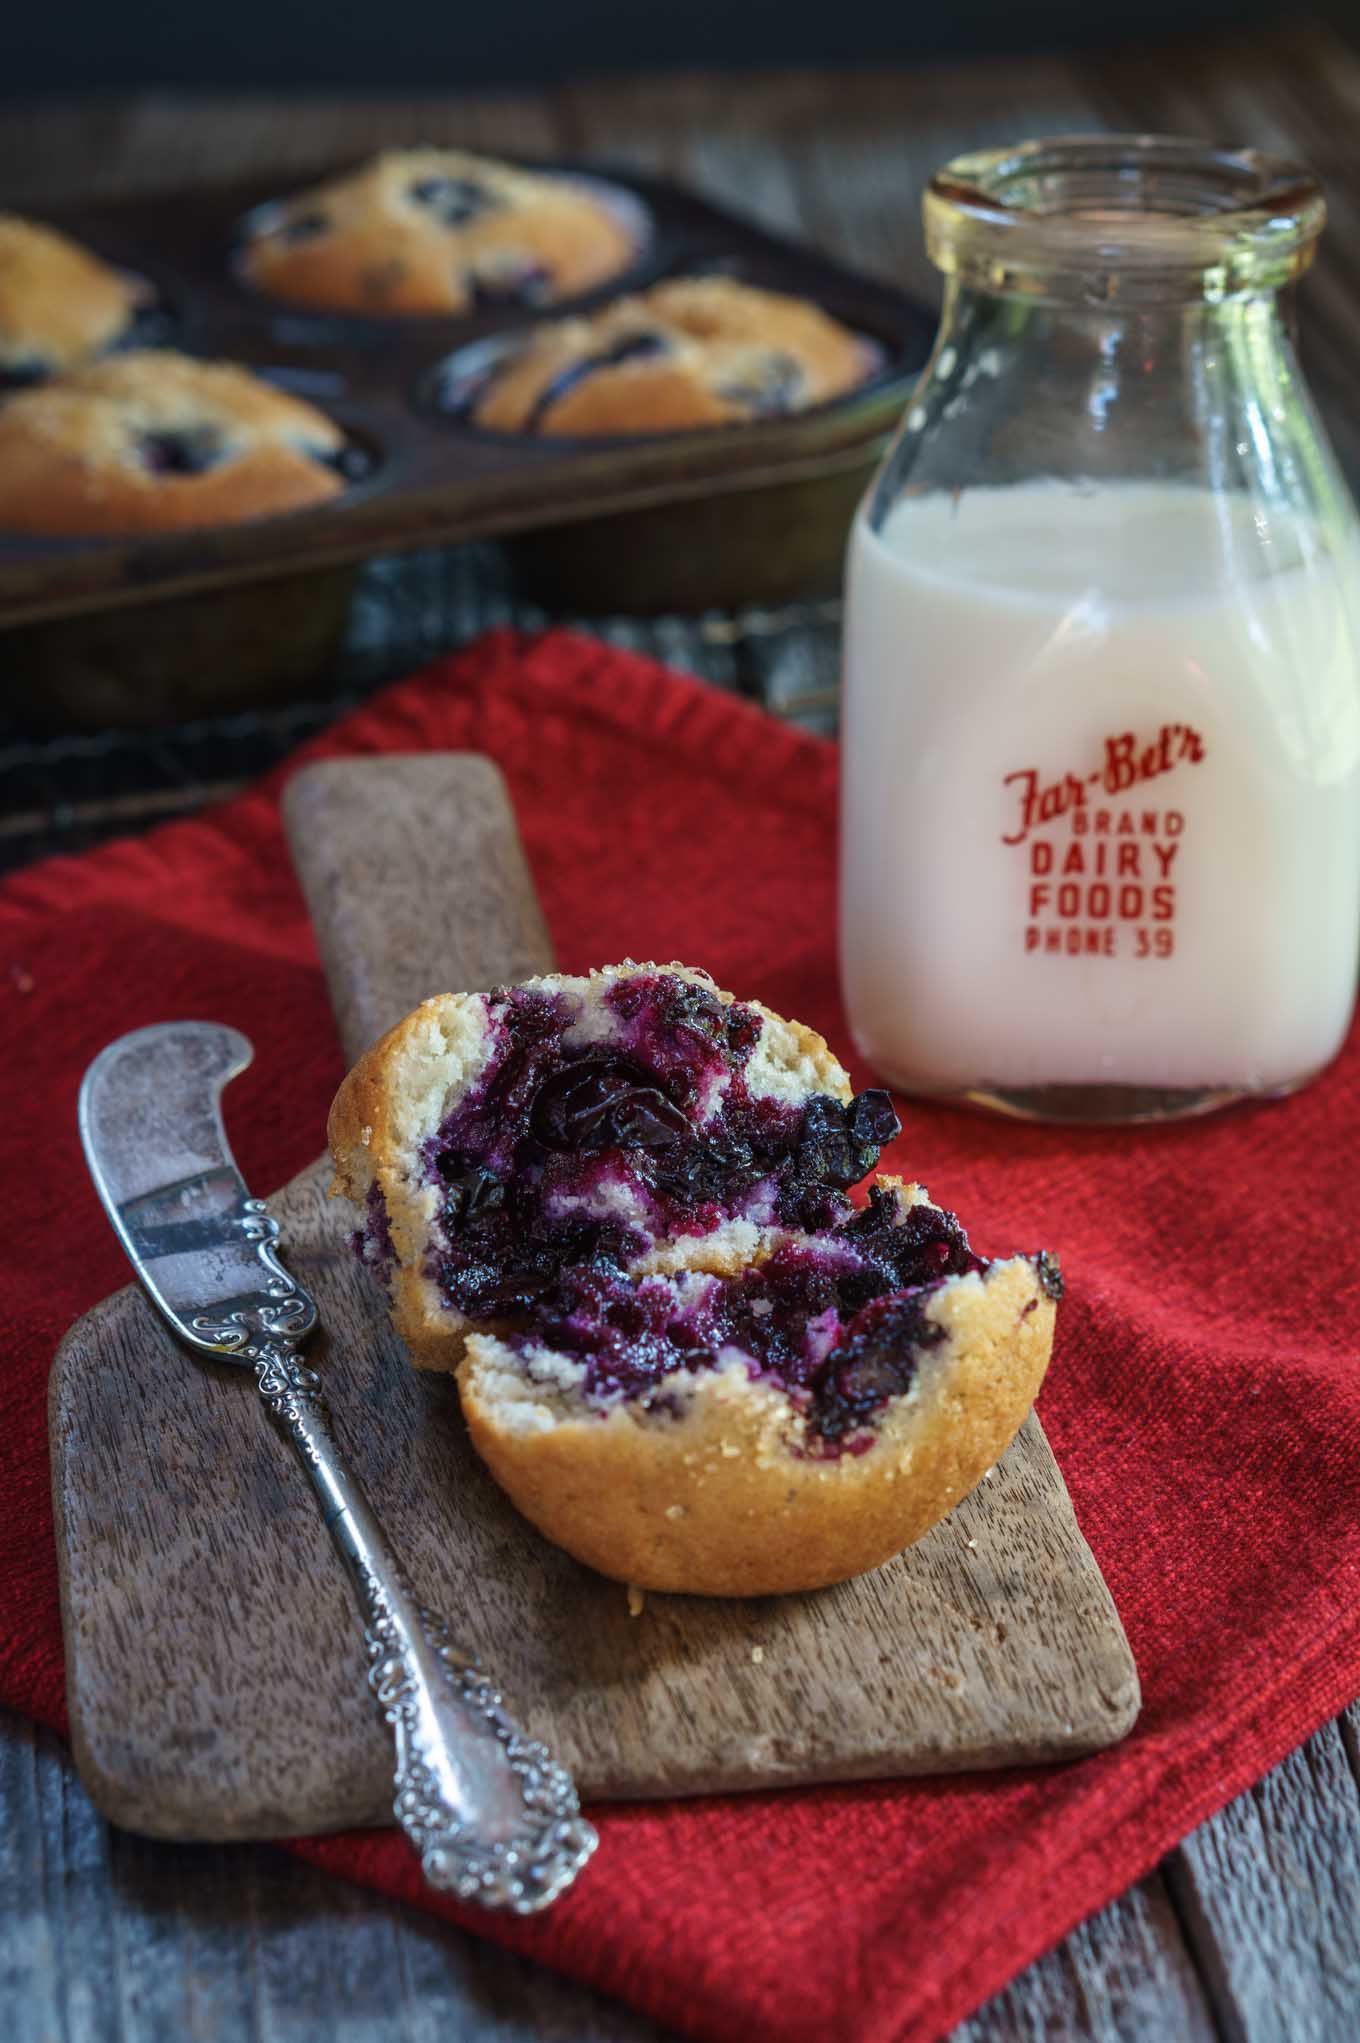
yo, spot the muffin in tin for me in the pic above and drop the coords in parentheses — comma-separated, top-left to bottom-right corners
(0, 350, 361, 536)
(444, 277, 880, 435)
(0, 214, 154, 386)
(238, 147, 640, 317)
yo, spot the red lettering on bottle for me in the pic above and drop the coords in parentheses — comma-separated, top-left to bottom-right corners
(1103, 733, 1137, 793)
(1002, 726, 1198, 958)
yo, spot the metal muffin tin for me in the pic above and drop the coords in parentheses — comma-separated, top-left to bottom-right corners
(0, 164, 936, 726)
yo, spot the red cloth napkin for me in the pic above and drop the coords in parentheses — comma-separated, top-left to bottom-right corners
(4, 628, 1359, 2043)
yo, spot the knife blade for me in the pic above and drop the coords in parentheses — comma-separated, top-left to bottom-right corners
(79, 1020, 317, 1354)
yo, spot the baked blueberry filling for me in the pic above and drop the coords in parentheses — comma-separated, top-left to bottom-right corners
(355, 1181, 397, 1288)
(397, 969, 1063, 1451)
(810, 1291, 948, 1446)
(408, 175, 501, 228)
(525, 330, 670, 431)
(426, 978, 808, 1315)
(139, 426, 226, 475)
(522, 1205, 988, 1445)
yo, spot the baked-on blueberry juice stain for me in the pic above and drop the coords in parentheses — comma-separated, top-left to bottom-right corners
(839, 138, 1360, 1123)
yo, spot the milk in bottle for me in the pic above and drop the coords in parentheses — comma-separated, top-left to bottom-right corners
(841, 482, 1360, 1101)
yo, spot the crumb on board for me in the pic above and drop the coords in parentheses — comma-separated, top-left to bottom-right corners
(665, 1503, 687, 1520)
(751, 1646, 764, 1664)
(626, 1584, 645, 1618)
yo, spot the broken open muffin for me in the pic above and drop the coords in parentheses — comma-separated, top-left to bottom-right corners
(328, 962, 1060, 1594)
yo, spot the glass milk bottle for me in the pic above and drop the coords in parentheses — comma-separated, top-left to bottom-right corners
(840, 137, 1360, 1123)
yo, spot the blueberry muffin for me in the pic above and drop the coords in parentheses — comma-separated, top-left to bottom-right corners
(0, 351, 359, 536)
(0, 215, 152, 386)
(452, 277, 879, 436)
(329, 962, 1059, 1595)
(238, 148, 638, 316)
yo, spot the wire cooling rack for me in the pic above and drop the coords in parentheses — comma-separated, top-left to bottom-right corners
(0, 543, 843, 877)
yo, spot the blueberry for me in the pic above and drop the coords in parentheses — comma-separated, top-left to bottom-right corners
(648, 1123, 755, 1206)
(848, 1090, 901, 1147)
(468, 262, 553, 309)
(121, 299, 176, 350)
(716, 350, 804, 418)
(795, 1089, 898, 1191)
(139, 427, 225, 476)
(466, 1267, 553, 1319)
(309, 441, 371, 482)
(841, 1184, 983, 1290)
(601, 333, 670, 368)
(812, 1294, 947, 1443)
(527, 331, 670, 431)
(530, 1058, 689, 1153)
(439, 1158, 507, 1229)
(408, 176, 499, 228)
(724, 1004, 762, 1060)
(0, 357, 50, 390)
(655, 979, 726, 1043)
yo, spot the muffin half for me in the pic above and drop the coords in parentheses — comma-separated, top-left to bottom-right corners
(329, 963, 1059, 1594)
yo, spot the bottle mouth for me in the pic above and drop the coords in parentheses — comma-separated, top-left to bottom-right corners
(925, 135, 1325, 300)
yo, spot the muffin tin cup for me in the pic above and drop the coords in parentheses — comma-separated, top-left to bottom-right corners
(0, 163, 936, 726)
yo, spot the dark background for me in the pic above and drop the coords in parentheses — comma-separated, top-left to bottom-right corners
(1, 0, 1315, 92)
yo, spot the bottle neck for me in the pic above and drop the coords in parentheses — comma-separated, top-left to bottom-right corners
(916, 278, 1301, 491)
(923, 138, 1325, 307)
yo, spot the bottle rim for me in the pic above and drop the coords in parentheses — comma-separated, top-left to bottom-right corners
(924, 134, 1325, 299)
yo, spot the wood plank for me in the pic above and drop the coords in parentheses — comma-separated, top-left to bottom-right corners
(1164, 1707, 1360, 2043)
(51, 752, 1137, 1840)
(1, 1708, 678, 2043)
(1075, 25, 1360, 487)
(952, 1873, 1218, 2042)
(0, 91, 569, 206)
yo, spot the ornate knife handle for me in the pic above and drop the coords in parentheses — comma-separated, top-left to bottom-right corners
(203, 1306, 597, 1913)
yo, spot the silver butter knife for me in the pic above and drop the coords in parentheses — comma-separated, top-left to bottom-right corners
(78, 1019, 597, 1913)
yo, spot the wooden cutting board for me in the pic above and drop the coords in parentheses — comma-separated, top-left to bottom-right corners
(50, 754, 1139, 1841)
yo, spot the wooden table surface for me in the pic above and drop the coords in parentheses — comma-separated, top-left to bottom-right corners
(5, 24, 1360, 2041)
